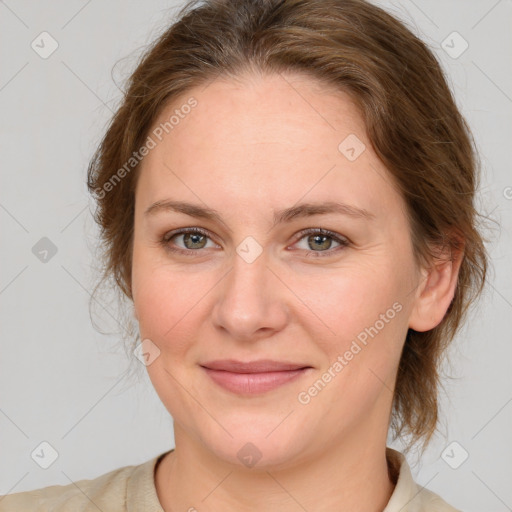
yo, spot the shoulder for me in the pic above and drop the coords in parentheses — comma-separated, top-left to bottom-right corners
(385, 447, 462, 512)
(411, 484, 462, 512)
(0, 464, 135, 512)
(0, 453, 165, 512)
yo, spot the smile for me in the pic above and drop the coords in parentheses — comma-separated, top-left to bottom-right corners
(201, 366, 312, 394)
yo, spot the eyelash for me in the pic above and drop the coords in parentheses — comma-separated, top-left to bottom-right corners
(160, 227, 350, 258)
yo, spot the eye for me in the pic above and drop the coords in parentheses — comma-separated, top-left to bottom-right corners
(292, 228, 349, 257)
(161, 227, 218, 256)
(160, 227, 350, 258)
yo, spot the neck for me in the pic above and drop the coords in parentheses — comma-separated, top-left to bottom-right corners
(155, 422, 396, 512)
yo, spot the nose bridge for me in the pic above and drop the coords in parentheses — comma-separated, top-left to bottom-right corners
(212, 246, 287, 339)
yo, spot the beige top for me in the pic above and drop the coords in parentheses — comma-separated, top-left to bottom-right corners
(0, 447, 460, 511)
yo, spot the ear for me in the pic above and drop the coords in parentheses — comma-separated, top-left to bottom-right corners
(408, 239, 464, 332)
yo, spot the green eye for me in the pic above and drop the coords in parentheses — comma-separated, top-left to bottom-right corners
(160, 227, 349, 258)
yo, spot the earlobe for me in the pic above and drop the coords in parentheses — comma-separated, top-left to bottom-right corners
(408, 244, 463, 332)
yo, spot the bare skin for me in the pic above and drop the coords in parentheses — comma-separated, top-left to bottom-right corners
(131, 71, 462, 512)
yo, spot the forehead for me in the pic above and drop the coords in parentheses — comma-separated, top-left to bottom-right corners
(136, 72, 403, 222)
(155, 71, 365, 150)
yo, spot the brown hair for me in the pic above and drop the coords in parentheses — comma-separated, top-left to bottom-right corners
(87, 0, 488, 453)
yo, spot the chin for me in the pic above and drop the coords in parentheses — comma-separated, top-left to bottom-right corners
(196, 420, 313, 471)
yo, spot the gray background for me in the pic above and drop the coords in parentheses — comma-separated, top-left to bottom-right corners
(0, 0, 511, 510)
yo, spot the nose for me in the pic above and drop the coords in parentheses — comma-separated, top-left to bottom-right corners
(211, 250, 289, 342)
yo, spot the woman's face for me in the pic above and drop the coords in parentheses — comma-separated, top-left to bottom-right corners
(131, 72, 422, 467)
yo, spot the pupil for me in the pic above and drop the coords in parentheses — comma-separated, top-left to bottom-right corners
(311, 234, 330, 250)
(186, 233, 204, 248)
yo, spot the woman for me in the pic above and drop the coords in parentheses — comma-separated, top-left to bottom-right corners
(0, 0, 488, 510)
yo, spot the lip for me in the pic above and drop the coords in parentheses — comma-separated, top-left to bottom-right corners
(200, 359, 312, 395)
(201, 359, 310, 373)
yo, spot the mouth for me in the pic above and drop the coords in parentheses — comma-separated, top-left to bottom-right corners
(200, 359, 313, 395)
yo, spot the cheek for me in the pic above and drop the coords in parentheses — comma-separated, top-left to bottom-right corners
(133, 253, 410, 352)
(297, 261, 409, 394)
(131, 251, 216, 356)
(131, 263, 210, 418)
(133, 273, 185, 345)
(305, 265, 406, 343)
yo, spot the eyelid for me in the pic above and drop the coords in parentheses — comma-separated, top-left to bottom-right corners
(288, 227, 350, 257)
(291, 227, 350, 245)
(162, 226, 215, 243)
(161, 226, 350, 257)
(162, 226, 220, 253)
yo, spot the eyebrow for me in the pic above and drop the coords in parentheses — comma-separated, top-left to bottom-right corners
(144, 199, 375, 230)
